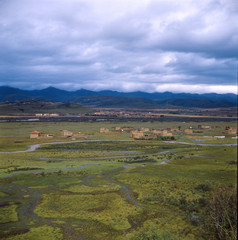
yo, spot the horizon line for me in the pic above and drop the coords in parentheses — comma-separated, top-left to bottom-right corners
(1, 85, 237, 95)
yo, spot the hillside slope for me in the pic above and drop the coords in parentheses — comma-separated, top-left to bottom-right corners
(0, 100, 93, 115)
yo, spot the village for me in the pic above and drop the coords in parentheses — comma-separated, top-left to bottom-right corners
(30, 130, 84, 140)
(33, 108, 236, 119)
(30, 125, 238, 140)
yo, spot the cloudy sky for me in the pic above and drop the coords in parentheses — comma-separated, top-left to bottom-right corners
(0, 0, 237, 93)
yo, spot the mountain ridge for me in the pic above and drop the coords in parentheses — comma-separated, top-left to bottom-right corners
(0, 86, 237, 108)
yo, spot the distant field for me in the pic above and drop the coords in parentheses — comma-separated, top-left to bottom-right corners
(0, 121, 237, 239)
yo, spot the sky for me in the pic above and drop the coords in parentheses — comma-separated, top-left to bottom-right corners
(0, 0, 238, 94)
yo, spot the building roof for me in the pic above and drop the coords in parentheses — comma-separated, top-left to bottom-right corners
(31, 131, 40, 134)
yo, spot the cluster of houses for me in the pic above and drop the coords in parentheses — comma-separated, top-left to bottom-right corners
(35, 113, 59, 117)
(183, 125, 237, 135)
(100, 125, 238, 140)
(100, 126, 134, 133)
(60, 130, 84, 137)
(30, 131, 54, 139)
(100, 126, 179, 140)
(30, 125, 237, 140)
(30, 129, 84, 139)
(130, 130, 175, 140)
(183, 129, 203, 134)
(225, 126, 237, 135)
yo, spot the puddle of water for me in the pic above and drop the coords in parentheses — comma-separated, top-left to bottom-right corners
(154, 160, 169, 165)
(192, 139, 217, 142)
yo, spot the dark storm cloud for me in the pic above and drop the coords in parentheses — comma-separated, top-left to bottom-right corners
(0, 0, 237, 93)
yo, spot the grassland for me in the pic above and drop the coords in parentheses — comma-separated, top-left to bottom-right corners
(0, 121, 237, 239)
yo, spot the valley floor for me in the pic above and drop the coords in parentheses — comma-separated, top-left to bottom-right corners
(0, 121, 237, 240)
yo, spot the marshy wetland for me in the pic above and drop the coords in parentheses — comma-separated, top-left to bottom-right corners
(0, 121, 237, 239)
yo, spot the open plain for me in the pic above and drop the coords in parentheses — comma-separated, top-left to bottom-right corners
(0, 120, 237, 240)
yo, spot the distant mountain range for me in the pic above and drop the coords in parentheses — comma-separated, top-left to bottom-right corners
(0, 86, 237, 109)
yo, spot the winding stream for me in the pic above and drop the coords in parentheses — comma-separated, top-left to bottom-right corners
(1, 144, 234, 236)
(1, 139, 236, 238)
(1, 140, 132, 154)
(165, 141, 237, 147)
(81, 167, 175, 213)
(1, 139, 237, 154)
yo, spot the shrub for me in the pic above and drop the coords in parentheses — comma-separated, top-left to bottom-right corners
(228, 161, 237, 165)
(198, 197, 208, 207)
(126, 225, 179, 240)
(190, 215, 199, 226)
(157, 136, 175, 141)
(195, 180, 212, 192)
(201, 186, 237, 240)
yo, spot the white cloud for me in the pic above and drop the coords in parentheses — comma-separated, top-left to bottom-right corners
(0, 0, 237, 93)
(155, 84, 237, 94)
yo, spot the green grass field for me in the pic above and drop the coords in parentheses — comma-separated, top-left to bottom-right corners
(0, 121, 237, 239)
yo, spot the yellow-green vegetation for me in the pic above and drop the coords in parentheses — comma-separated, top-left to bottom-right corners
(4, 225, 63, 240)
(35, 192, 140, 231)
(0, 121, 237, 239)
(0, 204, 18, 223)
(63, 182, 121, 193)
(0, 192, 7, 197)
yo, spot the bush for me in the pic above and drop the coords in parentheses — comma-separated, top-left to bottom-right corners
(126, 225, 179, 240)
(194, 180, 212, 192)
(198, 197, 208, 207)
(191, 215, 199, 226)
(157, 136, 175, 141)
(201, 186, 237, 240)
